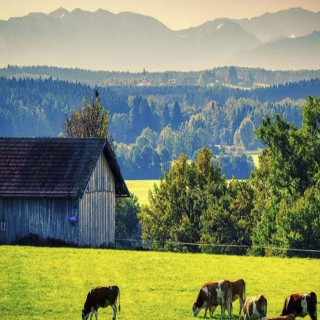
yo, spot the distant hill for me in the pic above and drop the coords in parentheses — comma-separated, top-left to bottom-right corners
(236, 8, 320, 43)
(0, 7, 319, 71)
(231, 31, 320, 70)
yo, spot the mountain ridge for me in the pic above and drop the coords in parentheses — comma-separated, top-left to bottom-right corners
(0, 7, 319, 71)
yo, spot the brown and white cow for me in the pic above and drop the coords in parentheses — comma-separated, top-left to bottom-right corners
(280, 292, 317, 320)
(192, 280, 233, 318)
(242, 295, 267, 320)
(232, 279, 246, 315)
(82, 286, 120, 320)
(206, 279, 246, 316)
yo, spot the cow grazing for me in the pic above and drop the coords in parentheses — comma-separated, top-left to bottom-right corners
(206, 279, 246, 316)
(242, 295, 267, 320)
(263, 314, 295, 320)
(82, 286, 120, 320)
(192, 280, 233, 318)
(280, 292, 317, 320)
(232, 279, 246, 315)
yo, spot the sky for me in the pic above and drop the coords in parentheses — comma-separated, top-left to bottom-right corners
(0, 0, 320, 30)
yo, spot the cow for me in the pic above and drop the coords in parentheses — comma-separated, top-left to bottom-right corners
(241, 295, 267, 320)
(280, 292, 317, 320)
(231, 279, 246, 315)
(192, 280, 233, 318)
(206, 279, 246, 316)
(263, 315, 295, 320)
(82, 286, 120, 320)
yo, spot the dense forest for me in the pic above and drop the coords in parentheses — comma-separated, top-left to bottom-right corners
(137, 96, 320, 257)
(1, 69, 320, 179)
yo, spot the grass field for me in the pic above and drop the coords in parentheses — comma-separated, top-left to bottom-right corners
(1, 246, 319, 320)
(251, 154, 259, 168)
(126, 153, 260, 206)
(125, 180, 159, 206)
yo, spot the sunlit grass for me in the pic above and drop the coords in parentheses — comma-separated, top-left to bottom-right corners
(1, 246, 320, 320)
(126, 180, 159, 205)
(250, 154, 260, 168)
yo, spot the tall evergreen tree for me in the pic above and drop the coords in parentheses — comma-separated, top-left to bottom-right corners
(171, 101, 183, 130)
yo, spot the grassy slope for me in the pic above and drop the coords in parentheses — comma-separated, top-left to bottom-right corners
(1, 246, 319, 320)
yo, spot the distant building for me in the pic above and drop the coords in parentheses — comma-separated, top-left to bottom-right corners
(137, 79, 152, 87)
(0, 137, 129, 247)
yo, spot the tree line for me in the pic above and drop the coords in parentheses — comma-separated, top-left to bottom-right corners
(47, 83, 320, 257)
(1, 76, 320, 179)
(136, 96, 320, 258)
(2, 64, 320, 87)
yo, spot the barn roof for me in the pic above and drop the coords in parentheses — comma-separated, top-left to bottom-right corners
(0, 137, 130, 198)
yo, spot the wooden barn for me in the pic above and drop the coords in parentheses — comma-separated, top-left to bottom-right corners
(0, 137, 130, 247)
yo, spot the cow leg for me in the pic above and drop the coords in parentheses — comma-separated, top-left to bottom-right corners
(111, 304, 117, 320)
(204, 307, 208, 318)
(210, 305, 217, 318)
(239, 297, 243, 315)
(227, 301, 232, 317)
(221, 304, 226, 317)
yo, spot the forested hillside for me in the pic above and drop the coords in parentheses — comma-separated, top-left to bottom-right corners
(138, 97, 320, 257)
(1, 74, 320, 179)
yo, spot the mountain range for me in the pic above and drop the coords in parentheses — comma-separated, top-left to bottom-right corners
(0, 7, 319, 71)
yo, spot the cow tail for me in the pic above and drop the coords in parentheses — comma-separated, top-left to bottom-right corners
(243, 280, 246, 301)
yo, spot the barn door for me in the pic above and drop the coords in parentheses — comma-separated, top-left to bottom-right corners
(0, 199, 6, 243)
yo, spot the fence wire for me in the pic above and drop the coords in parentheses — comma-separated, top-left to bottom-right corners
(115, 238, 320, 255)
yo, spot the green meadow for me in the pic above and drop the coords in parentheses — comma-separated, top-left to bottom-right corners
(125, 153, 260, 206)
(125, 180, 159, 206)
(1, 246, 319, 320)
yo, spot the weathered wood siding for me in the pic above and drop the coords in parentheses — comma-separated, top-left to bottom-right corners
(0, 198, 78, 244)
(78, 152, 116, 247)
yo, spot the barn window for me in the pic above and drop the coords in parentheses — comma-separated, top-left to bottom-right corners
(0, 221, 5, 232)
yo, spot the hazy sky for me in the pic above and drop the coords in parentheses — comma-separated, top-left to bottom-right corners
(1, 0, 320, 30)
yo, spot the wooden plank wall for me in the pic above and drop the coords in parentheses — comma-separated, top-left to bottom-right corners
(79, 153, 116, 247)
(0, 198, 78, 245)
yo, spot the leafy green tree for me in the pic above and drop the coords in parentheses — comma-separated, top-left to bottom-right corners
(110, 113, 129, 142)
(116, 193, 141, 245)
(255, 105, 320, 198)
(251, 96, 320, 256)
(200, 178, 254, 254)
(274, 186, 320, 257)
(138, 147, 225, 251)
(218, 153, 254, 179)
(234, 116, 257, 150)
(159, 146, 171, 173)
(63, 91, 110, 138)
